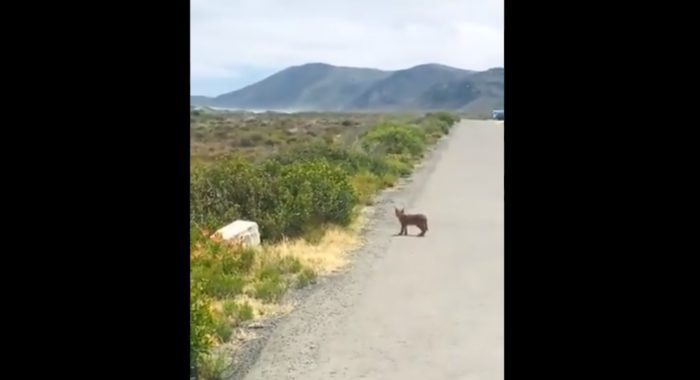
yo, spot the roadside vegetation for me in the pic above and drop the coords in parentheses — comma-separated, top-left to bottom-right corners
(190, 109, 460, 379)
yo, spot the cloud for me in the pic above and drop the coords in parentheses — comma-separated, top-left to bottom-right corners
(191, 0, 503, 95)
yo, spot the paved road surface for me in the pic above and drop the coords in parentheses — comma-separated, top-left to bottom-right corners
(241, 119, 504, 380)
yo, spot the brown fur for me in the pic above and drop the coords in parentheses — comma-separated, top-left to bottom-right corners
(394, 207, 428, 237)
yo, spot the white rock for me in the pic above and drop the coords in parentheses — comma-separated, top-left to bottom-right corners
(212, 220, 261, 247)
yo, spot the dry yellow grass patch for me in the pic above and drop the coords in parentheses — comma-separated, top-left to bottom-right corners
(271, 219, 367, 275)
(267, 204, 374, 275)
(210, 290, 293, 323)
(233, 294, 293, 320)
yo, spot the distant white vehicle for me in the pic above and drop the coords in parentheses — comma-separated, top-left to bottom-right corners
(492, 109, 504, 120)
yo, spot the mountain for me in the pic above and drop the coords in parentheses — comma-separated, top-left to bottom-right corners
(419, 68, 505, 112)
(191, 63, 503, 113)
(212, 63, 391, 111)
(349, 63, 473, 111)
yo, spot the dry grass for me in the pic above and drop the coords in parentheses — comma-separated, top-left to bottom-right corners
(271, 223, 363, 275)
(213, 294, 294, 321)
(190, 111, 384, 162)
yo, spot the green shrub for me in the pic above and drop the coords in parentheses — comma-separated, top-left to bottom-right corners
(191, 241, 248, 298)
(272, 143, 391, 177)
(253, 277, 286, 302)
(217, 247, 256, 275)
(351, 171, 383, 205)
(191, 225, 207, 249)
(191, 281, 215, 367)
(422, 118, 450, 136)
(191, 155, 358, 242)
(259, 158, 357, 239)
(257, 265, 282, 282)
(385, 155, 413, 177)
(197, 351, 230, 380)
(236, 302, 254, 321)
(189, 155, 254, 229)
(380, 173, 398, 188)
(222, 300, 254, 324)
(422, 112, 459, 136)
(203, 273, 245, 298)
(361, 122, 426, 158)
(212, 313, 233, 342)
(221, 299, 238, 318)
(234, 248, 256, 273)
(430, 111, 460, 126)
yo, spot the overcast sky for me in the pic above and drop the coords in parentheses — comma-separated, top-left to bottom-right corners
(191, 0, 504, 96)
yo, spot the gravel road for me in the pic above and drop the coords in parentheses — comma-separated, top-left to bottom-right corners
(233, 119, 503, 380)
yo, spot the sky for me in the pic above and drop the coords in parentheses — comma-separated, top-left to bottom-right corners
(191, 0, 504, 96)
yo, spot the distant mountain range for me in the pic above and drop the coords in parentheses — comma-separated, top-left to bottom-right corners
(191, 63, 503, 113)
